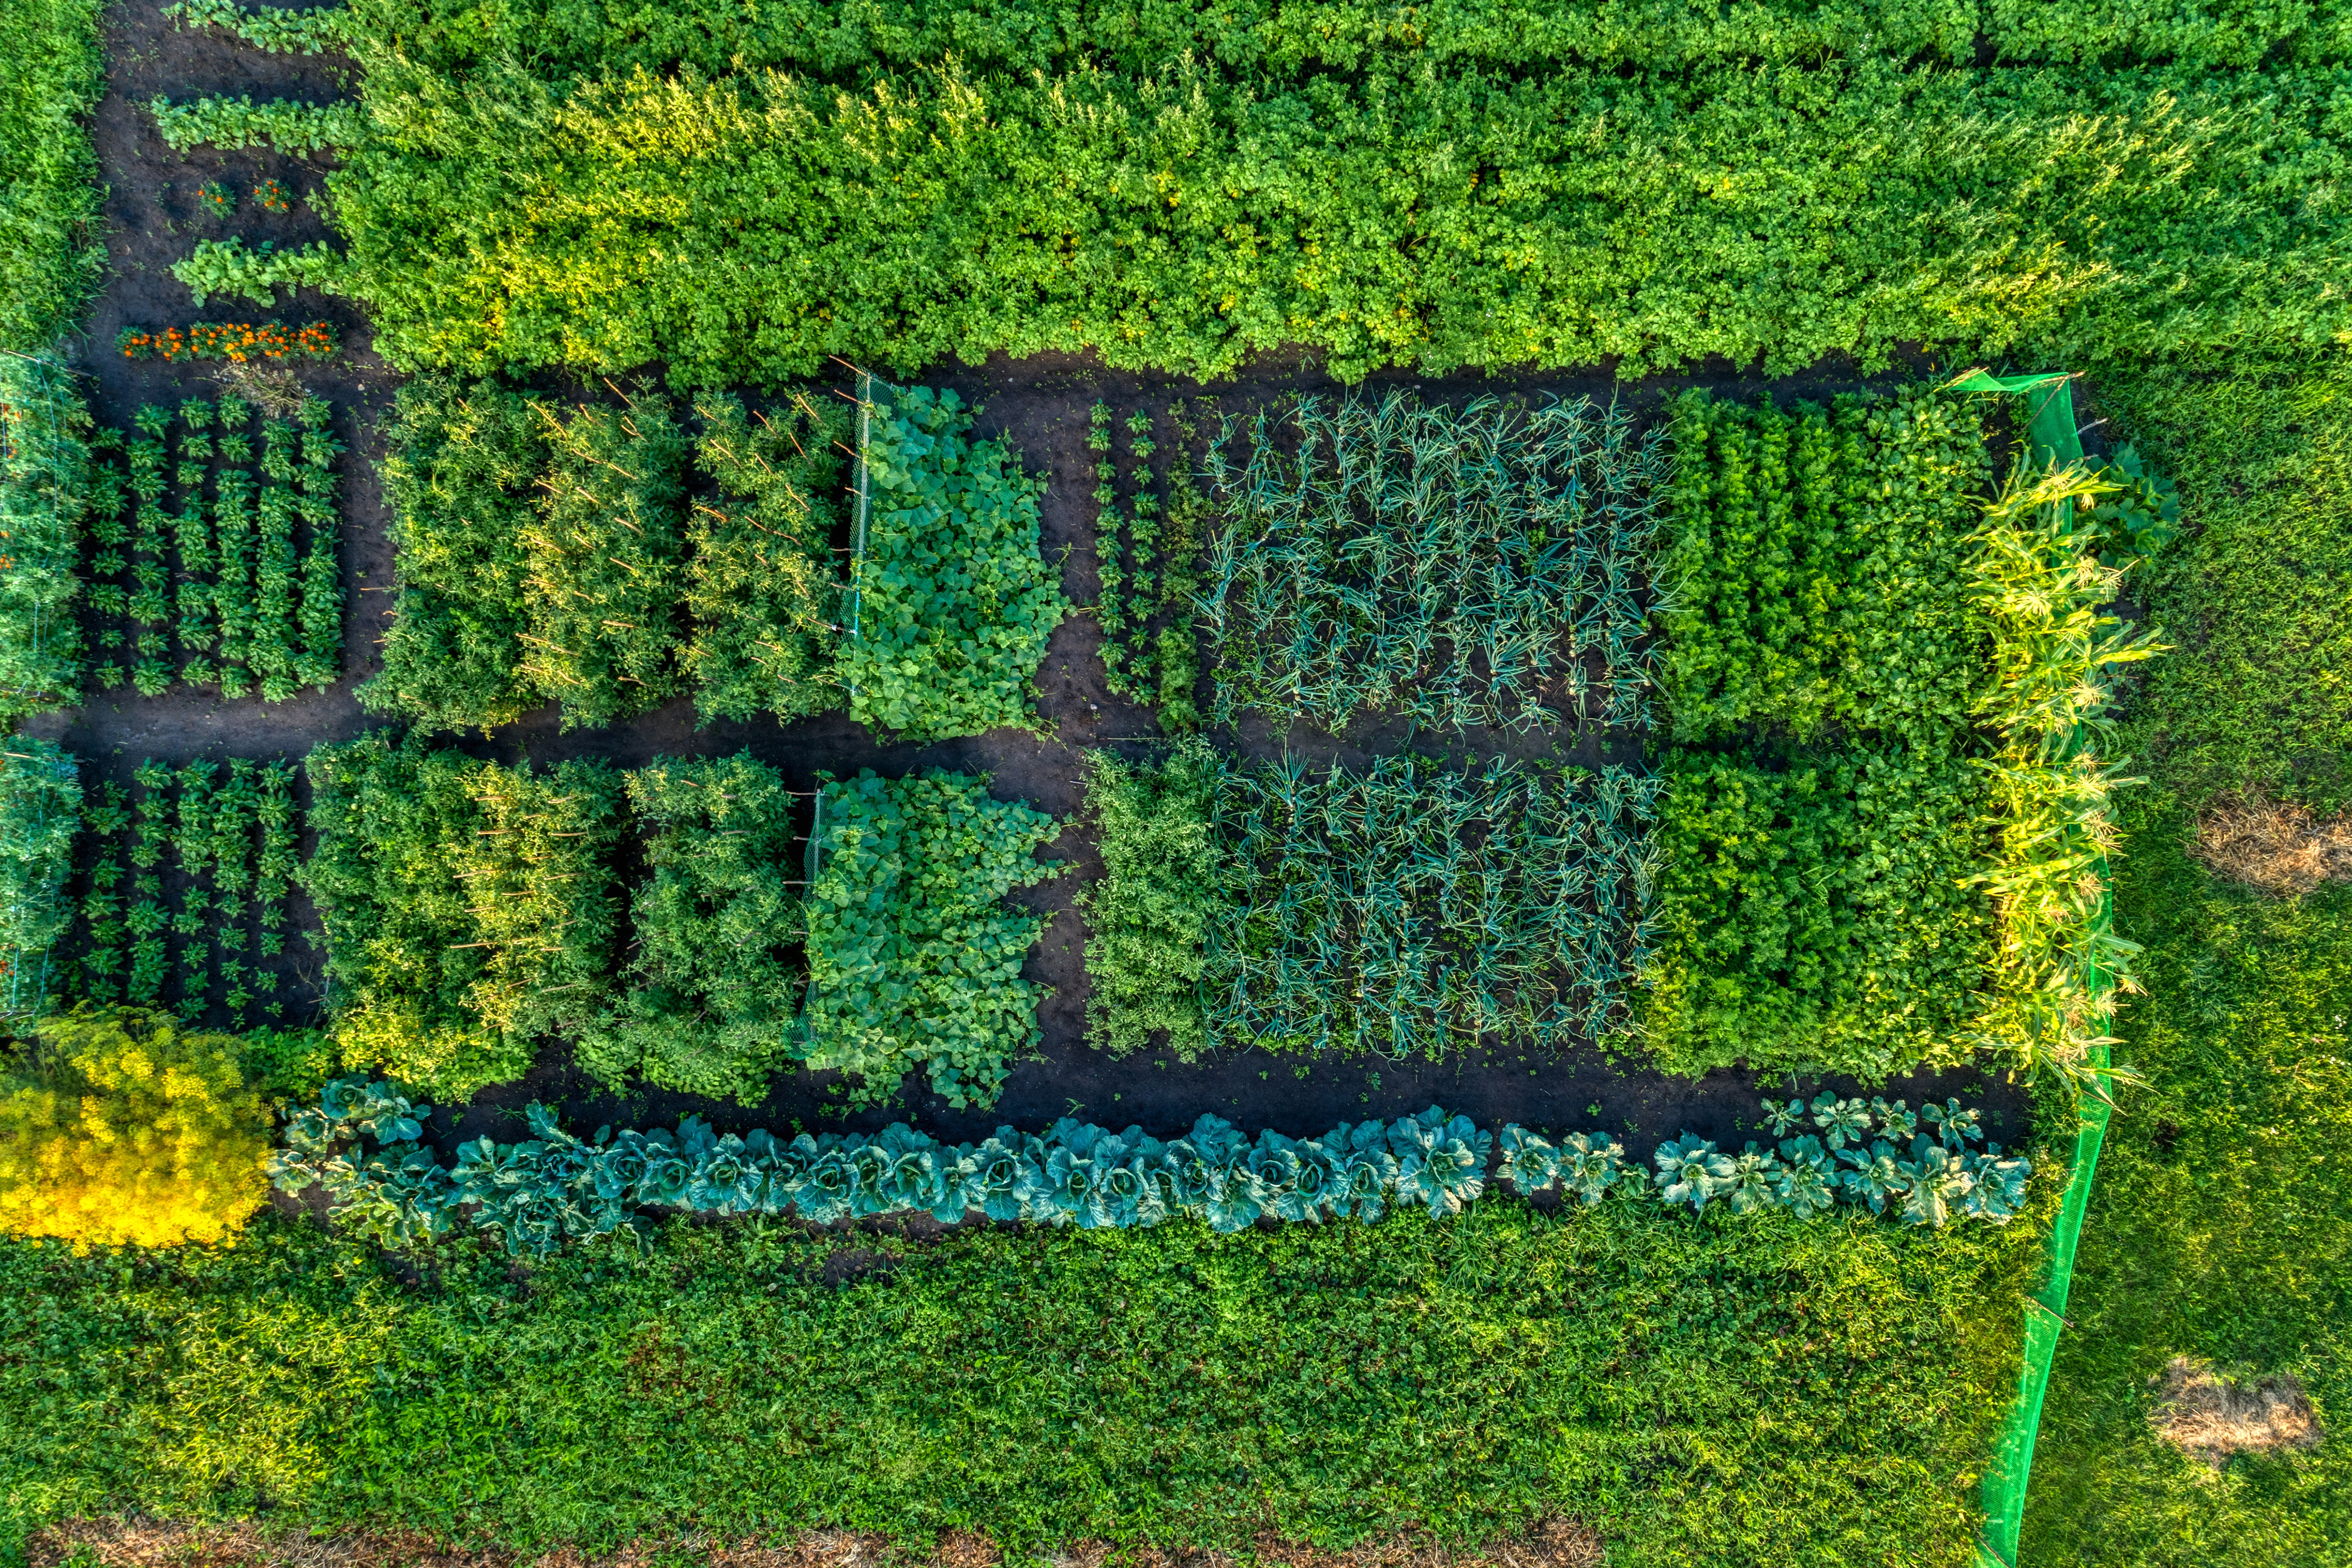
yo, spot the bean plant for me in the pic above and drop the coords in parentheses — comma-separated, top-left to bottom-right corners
(1200, 389, 1666, 733)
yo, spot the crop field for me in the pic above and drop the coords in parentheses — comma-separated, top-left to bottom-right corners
(1, 2, 2348, 1567)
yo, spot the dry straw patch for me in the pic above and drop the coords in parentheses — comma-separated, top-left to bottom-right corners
(2187, 794, 2352, 897)
(27, 1520, 1604, 1568)
(2149, 1355, 2324, 1470)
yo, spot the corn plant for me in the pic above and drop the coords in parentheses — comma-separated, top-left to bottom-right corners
(1202, 390, 1666, 734)
(147, 95, 363, 156)
(801, 768, 1065, 1108)
(519, 390, 690, 729)
(1960, 462, 2166, 1101)
(579, 753, 806, 1102)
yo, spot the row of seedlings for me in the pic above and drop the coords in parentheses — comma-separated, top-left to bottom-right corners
(72, 757, 299, 1027)
(80, 395, 342, 700)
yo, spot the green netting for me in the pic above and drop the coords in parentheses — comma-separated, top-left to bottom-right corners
(0, 735, 83, 1019)
(1950, 369, 2118, 1568)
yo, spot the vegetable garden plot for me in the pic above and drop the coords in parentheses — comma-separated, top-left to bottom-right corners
(1201, 391, 1666, 734)
(1084, 744, 1658, 1064)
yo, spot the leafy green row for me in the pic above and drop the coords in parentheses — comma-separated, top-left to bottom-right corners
(0, 355, 90, 715)
(844, 383, 1069, 741)
(324, 36, 2349, 385)
(1639, 746, 1998, 1079)
(162, 0, 352, 53)
(1655, 386, 1992, 750)
(276, 1080, 2029, 1260)
(1202, 391, 1665, 734)
(171, 238, 343, 310)
(803, 768, 1065, 1109)
(1082, 743, 1657, 1063)
(0, 0, 103, 350)
(147, 95, 364, 155)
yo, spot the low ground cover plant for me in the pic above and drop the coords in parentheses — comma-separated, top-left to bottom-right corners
(171, 238, 342, 309)
(0, 1125, 2057, 1565)
(0, 1007, 270, 1248)
(163, 0, 352, 52)
(1083, 744, 1659, 1062)
(147, 95, 363, 155)
(1656, 386, 1992, 749)
(1202, 391, 1665, 734)
(801, 768, 1064, 1108)
(843, 383, 1068, 740)
(273, 1080, 2028, 1256)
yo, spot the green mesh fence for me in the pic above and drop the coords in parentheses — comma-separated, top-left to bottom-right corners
(1949, 370, 2118, 1568)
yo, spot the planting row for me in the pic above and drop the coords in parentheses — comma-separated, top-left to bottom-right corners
(0, 358, 343, 708)
(270, 1077, 2032, 1260)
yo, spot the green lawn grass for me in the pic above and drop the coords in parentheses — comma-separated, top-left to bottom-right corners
(2019, 352, 2352, 1565)
(3, 1187, 2053, 1568)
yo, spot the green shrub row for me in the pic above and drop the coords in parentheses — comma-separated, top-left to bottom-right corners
(324, 17, 2350, 385)
(0, 354, 89, 715)
(304, 737, 1067, 1106)
(0, 0, 104, 351)
(1656, 386, 1992, 750)
(0, 738, 78, 1016)
(147, 95, 364, 155)
(164, 0, 352, 52)
(368, 378, 1062, 739)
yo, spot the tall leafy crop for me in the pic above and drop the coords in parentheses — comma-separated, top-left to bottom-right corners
(579, 754, 805, 1103)
(802, 769, 1064, 1109)
(1964, 464, 2163, 1094)
(303, 731, 625, 1098)
(147, 95, 362, 155)
(1640, 747, 1997, 1078)
(321, 8, 2349, 386)
(362, 376, 543, 730)
(294, 397, 344, 688)
(0, 0, 104, 350)
(0, 737, 78, 1016)
(1203, 391, 1664, 733)
(1079, 743, 1221, 1058)
(1657, 387, 1992, 748)
(684, 390, 849, 723)
(843, 384, 1068, 740)
(517, 391, 689, 729)
(0, 354, 88, 715)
